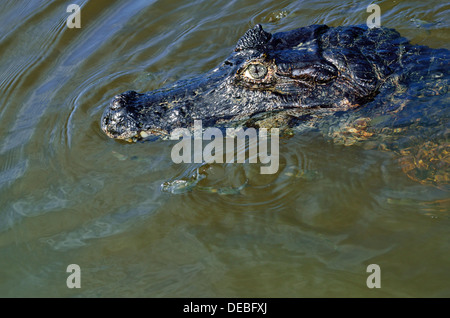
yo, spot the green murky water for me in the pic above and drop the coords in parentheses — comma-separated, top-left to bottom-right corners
(0, 0, 448, 297)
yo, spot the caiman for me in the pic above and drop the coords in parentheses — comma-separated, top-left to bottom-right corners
(101, 24, 449, 186)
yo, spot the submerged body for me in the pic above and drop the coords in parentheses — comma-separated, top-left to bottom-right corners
(101, 24, 449, 185)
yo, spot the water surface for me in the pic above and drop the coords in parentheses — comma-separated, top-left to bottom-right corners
(0, 0, 449, 297)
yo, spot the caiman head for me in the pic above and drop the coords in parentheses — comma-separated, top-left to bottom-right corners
(101, 24, 393, 141)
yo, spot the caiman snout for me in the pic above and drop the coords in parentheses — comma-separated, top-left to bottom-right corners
(101, 91, 142, 140)
(102, 90, 173, 141)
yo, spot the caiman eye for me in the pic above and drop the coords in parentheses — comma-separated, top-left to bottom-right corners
(244, 63, 268, 80)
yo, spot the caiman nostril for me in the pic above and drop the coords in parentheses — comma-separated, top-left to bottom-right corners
(110, 91, 138, 110)
(124, 90, 138, 97)
(110, 100, 122, 110)
(110, 94, 126, 110)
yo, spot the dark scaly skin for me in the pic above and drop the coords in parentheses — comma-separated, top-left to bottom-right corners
(100, 24, 449, 186)
(100, 25, 397, 140)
